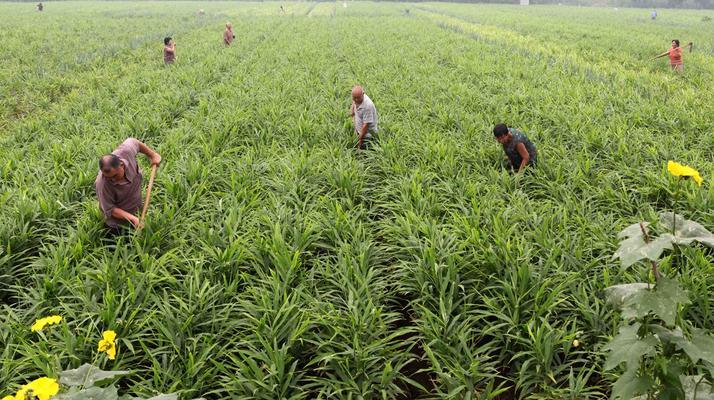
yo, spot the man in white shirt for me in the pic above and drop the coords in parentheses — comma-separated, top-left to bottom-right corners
(349, 85, 378, 150)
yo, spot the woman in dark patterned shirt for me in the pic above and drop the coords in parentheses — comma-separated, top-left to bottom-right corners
(493, 123, 537, 173)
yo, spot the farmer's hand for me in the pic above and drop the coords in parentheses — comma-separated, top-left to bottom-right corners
(151, 153, 162, 167)
(128, 214, 142, 228)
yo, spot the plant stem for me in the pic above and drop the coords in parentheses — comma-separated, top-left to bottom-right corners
(640, 222, 661, 281)
(693, 375, 705, 400)
(672, 180, 678, 236)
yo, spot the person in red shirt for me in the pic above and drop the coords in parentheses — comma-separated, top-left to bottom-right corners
(224, 23, 235, 46)
(163, 37, 176, 64)
(653, 39, 693, 72)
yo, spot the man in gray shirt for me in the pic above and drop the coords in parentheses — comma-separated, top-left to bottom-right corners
(95, 138, 161, 232)
(349, 85, 378, 150)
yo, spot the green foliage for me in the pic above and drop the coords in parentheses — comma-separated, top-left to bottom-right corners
(606, 213, 714, 399)
(1, 2, 714, 399)
(612, 213, 714, 269)
(59, 364, 130, 388)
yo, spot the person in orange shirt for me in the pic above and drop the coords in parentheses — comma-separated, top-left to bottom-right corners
(653, 39, 693, 72)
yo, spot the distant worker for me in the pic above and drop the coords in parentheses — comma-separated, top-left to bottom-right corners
(653, 39, 693, 72)
(197, 9, 205, 16)
(163, 37, 176, 64)
(37, 2, 43, 11)
(280, 5, 285, 14)
(95, 138, 161, 233)
(224, 23, 235, 46)
(493, 123, 537, 173)
(651, 9, 657, 20)
(349, 85, 378, 150)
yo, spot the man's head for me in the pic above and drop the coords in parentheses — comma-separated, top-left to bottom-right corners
(493, 123, 512, 144)
(164, 37, 172, 46)
(352, 85, 364, 105)
(672, 39, 680, 48)
(226, 22, 232, 29)
(99, 154, 125, 182)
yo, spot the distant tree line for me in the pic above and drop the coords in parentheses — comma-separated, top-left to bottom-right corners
(14, 0, 714, 9)
(395, 0, 714, 9)
(531, 0, 714, 9)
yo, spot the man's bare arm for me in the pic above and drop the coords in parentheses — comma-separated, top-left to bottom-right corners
(111, 207, 141, 227)
(516, 142, 530, 173)
(357, 123, 369, 148)
(137, 141, 162, 166)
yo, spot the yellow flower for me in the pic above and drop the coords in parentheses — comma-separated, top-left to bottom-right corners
(98, 330, 117, 360)
(14, 377, 59, 400)
(668, 161, 703, 186)
(572, 339, 580, 348)
(30, 315, 62, 333)
(3, 396, 14, 400)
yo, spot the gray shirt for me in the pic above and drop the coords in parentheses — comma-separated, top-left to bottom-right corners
(354, 94, 378, 139)
(95, 138, 143, 228)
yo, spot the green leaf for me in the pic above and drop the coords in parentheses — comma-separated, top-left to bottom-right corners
(604, 323, 658, 371)
(660, 213, 714, 249)
(54, 386, 119, 400)
(611, 370, 655, 400)
(676, 329, 714, 365)
(59, 364, 131, 388)
(620, 277, 691, 325)
(681, 375, 714, 400)
(612, 222, 674, 267)
(119, 395, 182, 400)
(618, 222, 650, 240)
(605, 283, 649, 308)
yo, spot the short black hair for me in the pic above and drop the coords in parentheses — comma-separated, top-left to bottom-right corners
(493, 123, 509, 137)
(164, 36, 172, 45)
(99, 154, 121, 171)
(673, 39, 680, 46)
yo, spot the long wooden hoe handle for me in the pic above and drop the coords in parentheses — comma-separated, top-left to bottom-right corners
(139, 164, 158, 227)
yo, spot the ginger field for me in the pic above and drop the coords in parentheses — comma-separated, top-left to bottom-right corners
(2, 1, 714, 399)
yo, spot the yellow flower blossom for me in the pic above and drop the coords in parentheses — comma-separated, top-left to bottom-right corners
(98, 330, 117, 360)
(3, 396, 14, 400)
(668, 161, 703, 186)
(30, 315, 62, 333)
(13, 377, 59, 400)
(572, 339, 580, 348)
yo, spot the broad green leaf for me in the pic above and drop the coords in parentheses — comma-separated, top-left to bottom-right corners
(59, 364, 131, 387)
(604, 323, 657, 371)
(649, 325, 714, 371)
(681, 375, 714, 400)
(618, 222, 650, 240)
(612, 222, 674, 267)
(611, 370, 655, 400)
(660, 213, 714, 248)
(677, 329, 714, 365)
(620, 277, 691, 325)
(605, 283, 649, 308)
(54, 386, 119, 400)
(650, 324, 687, 345)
